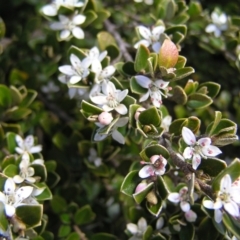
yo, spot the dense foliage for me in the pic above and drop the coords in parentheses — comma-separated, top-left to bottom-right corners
(0, 0, 240, 239)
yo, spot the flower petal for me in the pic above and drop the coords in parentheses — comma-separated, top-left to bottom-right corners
(167, 193, 180, 203)
(69, 76, 82, 84)
(180, 201, 190, 212)
(112, 130, 125, 144)
(138, 26, 151, 40)
(139, 165, 154, 178)
(224, 201, 239, 217)
(135, 75, 151, 88)
(115, 104, 128, 115)
(134, 39, 151, 49)
(72, 27, 84, 39)
(73, 14, 86, 25)
(139, 91, 150, 102)
(214, 209, 223, 223)
(138, 217, 147, 231)
(100, 66, 115, 78)
(30, 145, 42, 154)
(5, 204, 16, 217)
(60, 29, 71, 40)
(4, 178, 15, 194)
(182, 127, 196, 146)
(203, 199, 214, 209)
(41, 4, 57, 16)
(152, 42, 161, 53)
(185, 210, 197, 222)
(127, 223, 138, 234)
(50, 22, 64, 30)
(192, 154, 201, 169)
(220, 174, 232, 192)
(183, 147, 193, 159)
(202, 145, 222, 157)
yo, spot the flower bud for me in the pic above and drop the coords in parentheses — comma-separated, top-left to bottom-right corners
(134, 107, 146, 120)
(135, 182, 148, 193)
(98, 112, 113, 125)
(146, 190, 158, 205)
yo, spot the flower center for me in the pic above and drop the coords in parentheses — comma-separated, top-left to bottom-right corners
(107, 94, 119, 108)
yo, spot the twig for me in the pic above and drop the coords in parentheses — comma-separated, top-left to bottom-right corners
(104, 19, 133, 62)
(73, 225, 88, 240)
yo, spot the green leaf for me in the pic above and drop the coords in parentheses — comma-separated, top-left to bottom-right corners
(171, 67, 195, 81)
(187, 93, 212, 109)
(157, 176, 170, 200)
(52, 132, 68, 150)
(198, 82, 220, 98)
(0, 202, 8, 231)
(133, 182, 154, 204)
(212, 158, 240, 191)
(106, 44, 120, 60)
(81, 10, 98, 27)
(45, 160, 57, 172)
(10, 86, 22, 105)
(0, 85, 12, 108)
(1, 155, 16, 170)
(188, 1, 202, 17)
(121, 170, 139, 197)
(19, 89, 38, 107)
(139, 107, 161, 126)
(32, 164, 47, 182)
(130, 77, 147, 95)
(81, 100, 103, 116)
(58, 225, 71, 238)
(184, 80, 199, 95)
(16, 205, 43, 228)
(222, 213, 240, 239)
(140, 144, 169, 160)
(0, 17, 5, 38)
(84, 160, 110, 177)
(4, 107, 32, 121)
(168, 86, 187, 105)
(143, 226, 153, 240)
(179, 223, 195, 240)
(74, 205, 96, 225)
(67, 233, 81, 240)
(175, 55, 187, 69)
(50, 195, 67, 214)
(206, 111, 222, 136)
(146, 197, 162, 216)
(134, 45, 150, 72)
(97, 31, 117, 51)
(165, 0, 176, 20)
(198, 217, 220, 240)
(3, 164, 18, 177)
(165, 25, 187, 36)
(36, 186, 52, 201)
(122, 62, 137, 76)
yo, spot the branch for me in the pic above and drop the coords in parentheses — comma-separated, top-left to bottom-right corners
(104, 19, 133, 62)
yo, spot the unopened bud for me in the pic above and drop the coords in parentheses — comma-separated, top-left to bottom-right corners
(98, 112, 113, 125)
(135, 182, 148, 193)
(146, 190, 158, 205)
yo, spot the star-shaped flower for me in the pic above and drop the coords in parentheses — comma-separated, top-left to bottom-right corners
(127, 217, 148, 240)
(59, 54, 91, 84)
(15, 135, 42, 155)
(182, 127, 222, 169)
(85, 46, 108, 65)
(203, 174, 240, 223)
(139, 155, 167, 178)
(90, 81, 128, 115)
(50, 14, 86, 40)
(134, 25, 165, 53)
(135, 75, 170, 108)
(0, 178, 33, 217)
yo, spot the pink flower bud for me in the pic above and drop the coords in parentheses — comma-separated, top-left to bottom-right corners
(134, 107, 146, 120)
(98, 112, 113, 125)
(135, 182, 148, 193)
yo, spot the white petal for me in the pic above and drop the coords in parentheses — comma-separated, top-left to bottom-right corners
(13, 175, 24, 184)
(183, 147, 193, 159)
(214, 209, 223, 223)
(117, 89, 128, 102)
(41, 5, 57, 16)
(182, 127, 196, 145)
(73, 14, 86, 25)
(230, 188, 240, 204)
(101, 105, 114, 113)
(91, 96, 108, 105)
(32, 159, 44, 165)
(167, 193, 180, 203)
(139, 165, 154, 178)
(135, 75, 151, 88)
(180, 201, 190, 212)
(60, 30, 71, 40)
(127, 223, 138, 234)
(72, 27, 84, 39)
(152, 42, 161, 53)
(59, 15, 69, 24)
(69, 76, 82, 84)
(98, 51, 108, 62)
(115, 117, 129, 127)
(198, 137, 211, 147)
(94, 132, 108, 141)
(15, 135, 24, 148)
(5, 204, 16, 217)
(139, 91, 150, 102)
(50, 22, 64, 30)
(4, 178, 15, 194)
(115, 104, 128, 115)
(100, 66, 115, 78)
(30, 145, 42, 154)
(70, 54, 81, 68)
(202, 145, 222, 157)
(156, 217, 164, 230)
(91, 59, 102, 75)
(192, 154, 201, 169)
(112, 130, 125, 144)
(24, 135, 34, 148)
(205, 24, 217, 33)
(138, 217, 147, 231)
(203, 199, 214, 209)
(15, 147, 24, 154)
(134, 39, 151, 49)
(152, 26, 165, 38)
(15, 186, 33, 202)
(185, 210, 197, 222)
(59, 65, 76, 75)
(155, 80, 169, 89)
(224, 201, 239, 217)
(220, 174, 232, 192)
(138, 26, 151, 39)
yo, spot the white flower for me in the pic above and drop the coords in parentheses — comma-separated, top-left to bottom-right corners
(0, 178, 33, 217)
(135, 75, 170, 108)
(88, 148, 102, 167)
(50, 14, 86, 40)
(203, 174, 240, 223)
(139, 155, 167, 178)
(127, 217, 148, 240)
(15, 135, 42, 155)
(41, 0, 84, 17)
(134, 25, 165, 53)
(134, 0, 154, 5)
(205, 11, 228, 37)
(85, 46, 108, 65)
(90, 82, 128, 115)
(59, 54, 91, 84)
(182, 127, 222, 169)
(41, 81, 59, 94)
(91, 60, 115, 84)
(13, 153, 44, 184)
(94, 117, 129, 144)
(168, 186, 191, 212)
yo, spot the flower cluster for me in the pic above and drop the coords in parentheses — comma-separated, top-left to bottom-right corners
(168, 186, 197, 222)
